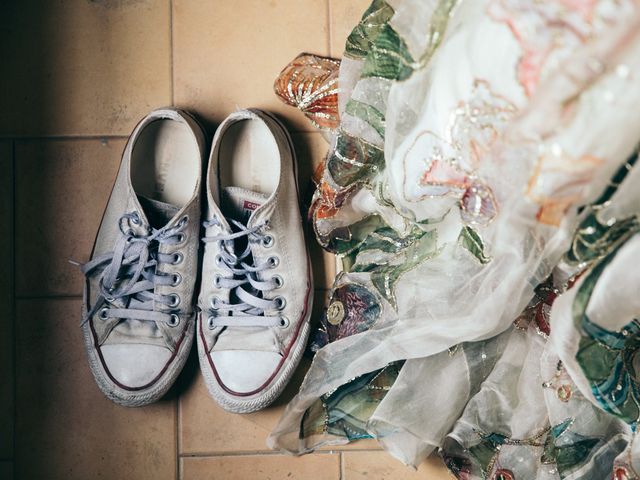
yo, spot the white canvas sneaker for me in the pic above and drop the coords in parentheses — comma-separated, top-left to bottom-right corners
(79, 108, 207, 406)
(197, 109, 313, 413)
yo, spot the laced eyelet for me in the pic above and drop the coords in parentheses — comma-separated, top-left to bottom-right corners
(178, 215, 189, 228)
(207, 316, 216, 329)
(210, 297, 220, 309)
(272, 275, 283, 289)
(279, 316, 290, 328)
(215, 254, 224, 267)
(268, 256, 279, 268)
(172, 252, 184, 265)
(130, 212, 141, 225)
(99, 307, 109, 320)
(168, 294, 181, 307)
(176, 233, 186, 244)
(213, 274, 222, 288)
(167, 314, 180, 327)
(274, 296, 286, 310)
(262, 235, 274, 248)
(171, 273, 182, 287)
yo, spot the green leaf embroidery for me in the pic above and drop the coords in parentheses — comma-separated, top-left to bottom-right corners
(345, 0, 395, 60)
(361, 24, 415, 81)
(572, 241, 640, 424)
(353, 227, 440, 307)
(327, 215, 386, 255)
(565, 152, 638, 267)
(327, 131, 385, 188)
(468, 433, 505, 477)
(458, 226, 491, 264)
(300, 363, 403, 441)
(344, 100, 386, 138)
(555, 438, 600, 475)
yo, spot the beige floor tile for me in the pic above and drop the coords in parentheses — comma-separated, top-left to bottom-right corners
(173, 0, 330, 133)
(14, 298, 176, 480)
(343, 451, 452, 480)
(0, 1, 171, 136)
(0, 141, 13, 459)
(15, 139, 123, 297)
(0, 461, 13, 480)
(181, 453, 340, 480)
(329, 0, 374, 57)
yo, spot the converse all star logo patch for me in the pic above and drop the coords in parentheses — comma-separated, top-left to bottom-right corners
(243, 199, 260, 215)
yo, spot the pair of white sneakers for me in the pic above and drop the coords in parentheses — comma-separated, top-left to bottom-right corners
(79, 108, 313, 413)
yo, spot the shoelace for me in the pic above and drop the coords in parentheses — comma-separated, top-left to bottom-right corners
(202, 217, 286, 328)
(78, 212, 187, 327)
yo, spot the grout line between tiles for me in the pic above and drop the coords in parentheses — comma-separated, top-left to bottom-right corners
(2, 135, 129, 142)
(11, 138, 16, 471)
(169, 0, 175, 106)
(15, 294, 82, 300)
(175, 382, 180, 480)
(326, 0, 333, 57)
(180, 450, 342, 458)
(339, 451, 344, 480)
(179, 448, 378, 458)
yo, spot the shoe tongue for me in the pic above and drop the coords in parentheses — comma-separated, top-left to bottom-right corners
(221, 186, 268, 223)
(138, 195, 180, 228)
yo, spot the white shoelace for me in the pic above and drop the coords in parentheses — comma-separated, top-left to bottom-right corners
(202, 217, 287, 328)
(78, 212, 187, 328)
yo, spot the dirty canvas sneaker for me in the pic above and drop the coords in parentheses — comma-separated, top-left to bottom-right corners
(197, 109, 313, 413)
(79, 108, 207, 406)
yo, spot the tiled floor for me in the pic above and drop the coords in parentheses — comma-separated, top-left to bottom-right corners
(1, 1, 450, 479)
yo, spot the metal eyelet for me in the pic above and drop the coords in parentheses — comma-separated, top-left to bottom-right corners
(178, 215, 189, 228)
(215, 254, 224, 267)
(130, 212, 141, 225)
(279, 317, 290, 328)
(210, 297, 220, 309)
(167, 314, 180, 327)
(171, 273, 182, 287)
(268, 256, 279, 268)
(176, 233, 186, 244)
(207, 316, 216, 329)
(99, 307, 109, 320)
(168, 294, 181, 308)
(262, 235, 274, 248)
(213, 274, 222, 288)
(274, 296, 286, 310)
(272, 275, 283, 289)
(172, 252, 184, 265)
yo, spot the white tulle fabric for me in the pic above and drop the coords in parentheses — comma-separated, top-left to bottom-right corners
(269, 0, 640, 472)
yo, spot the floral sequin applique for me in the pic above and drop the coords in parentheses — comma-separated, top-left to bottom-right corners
(514, 276, 558, 337)
(274, 53, 341, 131)
(405, 80, 516, 226)
(311, 281, 382, 351)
